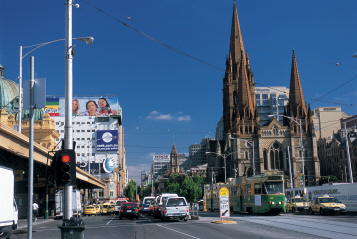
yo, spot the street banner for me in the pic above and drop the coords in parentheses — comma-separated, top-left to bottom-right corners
(219, 187, 230, 218)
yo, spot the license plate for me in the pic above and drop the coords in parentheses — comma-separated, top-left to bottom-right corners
(334, 208, 340, 211)
(127, 210, 132, 212)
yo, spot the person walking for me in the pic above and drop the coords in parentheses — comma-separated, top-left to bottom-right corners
(33, 201, 39, 222)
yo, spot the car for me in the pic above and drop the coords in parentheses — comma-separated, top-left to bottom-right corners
(309, 195, 346, 215)
(102, 203, 112, 215)
(83, 206, 97, 216)
(141, 197, 155, 214)
(119, 202, 139, 220)
(107, 204, 115, 215)
(114, 199, 128, 215)
(154, 193, 178, 218)
(147, 201, 155, 216)
(286, 196, 310, 213)
(160, 197, 189, 221)
(93, 204, 101, 215)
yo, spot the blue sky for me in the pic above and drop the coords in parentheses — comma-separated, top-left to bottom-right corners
(1, 0, 356, 184)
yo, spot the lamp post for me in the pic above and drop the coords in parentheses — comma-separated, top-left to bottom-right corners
(268, 114, 305, 189)
(18, 37, 93, 133)
(229, 136, 255, 175)
(343, 119, 354, 184)
(206, 151, 239, 183)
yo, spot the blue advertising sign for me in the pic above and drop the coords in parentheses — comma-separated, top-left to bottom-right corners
(97, 130, 118, 151)
(103, 158, 116, 173)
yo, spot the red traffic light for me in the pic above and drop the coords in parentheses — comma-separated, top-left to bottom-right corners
(61, 155, 70, 163)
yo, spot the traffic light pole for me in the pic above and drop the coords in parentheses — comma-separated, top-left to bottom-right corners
(63, 0, 73, 220)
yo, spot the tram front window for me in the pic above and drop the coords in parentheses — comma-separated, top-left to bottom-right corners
(262, 182, 284, 194)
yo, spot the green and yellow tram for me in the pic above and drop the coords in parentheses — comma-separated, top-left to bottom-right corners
(205, 171, 286, 215)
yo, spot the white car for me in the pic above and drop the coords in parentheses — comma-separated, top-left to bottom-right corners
(114, 200, 127, 215)
(160, 197, 189, 221)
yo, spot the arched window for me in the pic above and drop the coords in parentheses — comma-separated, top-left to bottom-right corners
(263, 151, 268, 170)
(269, 142, 283, 170)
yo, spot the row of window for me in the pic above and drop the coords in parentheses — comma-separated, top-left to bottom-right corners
(59, 129, 96, 133)
(56, 121, 96, 125)
(77, 153, 95, 156)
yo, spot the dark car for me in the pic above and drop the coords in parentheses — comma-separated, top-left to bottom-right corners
(119, 203, 139, 220)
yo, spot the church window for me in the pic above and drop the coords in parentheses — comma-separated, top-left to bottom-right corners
(263, 151, 268, 170)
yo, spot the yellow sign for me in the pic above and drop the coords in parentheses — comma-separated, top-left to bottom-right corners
(220, 187, 228, 197)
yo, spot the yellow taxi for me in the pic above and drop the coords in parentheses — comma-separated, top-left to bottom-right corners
(309, 195, 346, 215)
(102, 203, 111, 215)
(107, 204, 115, 215)
(93, 204, 101, 215)
(286, 196, 310, 213)
(83, 206, 97, 216)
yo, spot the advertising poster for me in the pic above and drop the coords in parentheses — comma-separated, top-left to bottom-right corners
(97, 130, 118, 151)
(46, 96, 119, 117)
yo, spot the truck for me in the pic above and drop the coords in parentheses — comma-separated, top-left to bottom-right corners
(0, 166, 18, 239)
(55, 189, 82, 218)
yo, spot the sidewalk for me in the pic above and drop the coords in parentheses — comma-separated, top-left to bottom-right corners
(18, 216, 56, 229)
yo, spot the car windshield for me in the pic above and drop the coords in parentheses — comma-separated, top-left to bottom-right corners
(292, 198, 305, 203)
(320, 198, 339, 203)
(144, 199, 154, 204)
(86, 206, 94, 209)
(167, 198, 186, 206)
(103, 205, 108, 208)
(263, 182, 284, 194)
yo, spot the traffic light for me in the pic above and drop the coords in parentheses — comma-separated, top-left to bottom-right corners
(52, 149, 76, 187)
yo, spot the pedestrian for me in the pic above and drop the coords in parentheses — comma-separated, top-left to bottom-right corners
(33, 201, 39, 221)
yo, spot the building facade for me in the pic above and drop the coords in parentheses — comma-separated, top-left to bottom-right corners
(207, 2, 320, 188)
(255, 87, 290, 126)
(313, 107, 349, 139)
(47, 95, 125, 203)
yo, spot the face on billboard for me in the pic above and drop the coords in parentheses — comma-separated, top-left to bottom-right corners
(48, 97, 119, 117)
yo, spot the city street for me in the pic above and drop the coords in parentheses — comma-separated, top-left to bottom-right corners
(12, 211, 357, 239)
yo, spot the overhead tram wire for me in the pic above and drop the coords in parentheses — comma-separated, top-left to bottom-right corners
(81, 0, 356, 109)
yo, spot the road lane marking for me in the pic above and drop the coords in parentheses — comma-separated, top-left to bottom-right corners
(157, 224, 201, 239)
(106, 215, 116, 225)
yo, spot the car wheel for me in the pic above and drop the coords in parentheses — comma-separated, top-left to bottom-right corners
(309, 208, 314, 215)
(341, 212, 346, 215)
(161, 217, 164, 221)
(292, 207, 296, 213)
(320, 208, 325, 215)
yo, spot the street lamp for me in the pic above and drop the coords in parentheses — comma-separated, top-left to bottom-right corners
(206, 151, 239, 183)
(18, 37, 94, 133)
(268, 114, 305, 189)
(229, 136, 255, 175)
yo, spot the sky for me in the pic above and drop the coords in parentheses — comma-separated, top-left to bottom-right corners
(1, 0, 356, 184)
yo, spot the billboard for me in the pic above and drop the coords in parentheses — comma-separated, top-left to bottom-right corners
(45, 96, 119, 117)
(97, 130, 118, 151)
(153, 155, 170, 161)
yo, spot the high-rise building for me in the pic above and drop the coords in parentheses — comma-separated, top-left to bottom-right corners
(255, 87, 289, 125)
(47, 95, 125, 201)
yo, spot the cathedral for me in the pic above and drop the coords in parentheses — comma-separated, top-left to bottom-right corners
(206, 1, 320, 188)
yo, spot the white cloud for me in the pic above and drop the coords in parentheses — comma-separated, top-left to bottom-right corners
(147, 111, 173, 120)
(177, 115, 191, 121)
(146, 111, 191, 121)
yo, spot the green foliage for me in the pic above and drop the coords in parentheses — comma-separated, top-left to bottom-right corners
(124, 179, 139, 202)
(164, 174, 204, 202)
(141, 181, 160, 197)
(321, 175, 340, 184)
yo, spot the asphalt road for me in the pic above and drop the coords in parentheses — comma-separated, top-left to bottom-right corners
(11, 211, 357, 239)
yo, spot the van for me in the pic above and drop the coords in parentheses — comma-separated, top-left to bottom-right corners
(153, 193, 178, 218)
(141, 197, 155, 213)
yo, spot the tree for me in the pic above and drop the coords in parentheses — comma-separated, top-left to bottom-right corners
(321, 175, 340, 184)
(142, 181, 160, 197)
(124, 179, 139, 201)
(164, 174, 204, 202)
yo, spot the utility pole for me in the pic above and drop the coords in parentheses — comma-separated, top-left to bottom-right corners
(63, 0, 74, 220)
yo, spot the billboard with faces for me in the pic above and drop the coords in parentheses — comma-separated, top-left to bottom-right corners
(45, 96, 119, 117)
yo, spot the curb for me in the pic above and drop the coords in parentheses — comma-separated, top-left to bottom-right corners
(211, 220, 237, 224)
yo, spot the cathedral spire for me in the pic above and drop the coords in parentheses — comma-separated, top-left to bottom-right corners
(289, 50, 307, 119)
(229, 1, 245, 66)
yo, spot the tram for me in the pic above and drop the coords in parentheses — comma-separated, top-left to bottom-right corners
(205, 171, 286, 215)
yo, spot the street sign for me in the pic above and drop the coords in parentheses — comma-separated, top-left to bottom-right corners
(219, 187, 230, 219)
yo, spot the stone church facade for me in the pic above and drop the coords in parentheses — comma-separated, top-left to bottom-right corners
(207, 2, 320, 188)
